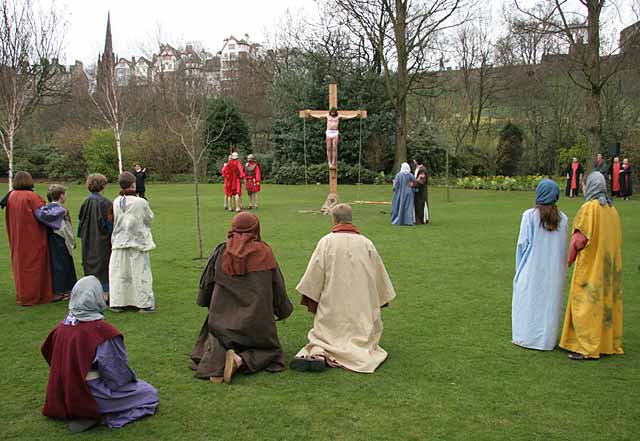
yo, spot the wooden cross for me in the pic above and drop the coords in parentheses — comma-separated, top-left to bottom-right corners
(299, 83, 367, 213)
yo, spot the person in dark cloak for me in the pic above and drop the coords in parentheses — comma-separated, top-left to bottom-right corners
(620, 158, 633, 200)
(35, 184, 78, 299)
(190, 212, 293, 385)
(132, 163, 147, 199)
(41, 276, 159, 432)
(564, 158, 584, 198)
(78, 174, 113, 296)
(412, 158, 429, 225)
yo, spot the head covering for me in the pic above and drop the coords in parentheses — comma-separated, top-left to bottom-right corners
(535, 179, 560, 205)
(221, 212, 278, 276)
(231, 152, 239, 160)
(584, 171, 613, 206)
(247, 154, 256, 161)
(65, 276, 107, 325)
(400, 162, 411, 174)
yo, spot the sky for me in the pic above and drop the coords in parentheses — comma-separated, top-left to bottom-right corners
(49, 0, 637, 67)
(54, 0, 317, 65)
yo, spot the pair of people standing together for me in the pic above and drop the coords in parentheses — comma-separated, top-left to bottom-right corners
(391, 159, 429, 226)
(512, 173, 623, 360)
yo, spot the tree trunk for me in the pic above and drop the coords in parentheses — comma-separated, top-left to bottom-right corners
(585, 0, 603, 164)
(114, 123, 123, 175)
(392, 0, 408, 172)
(193, 159, 204, 260)
(7, 130, 14, 191)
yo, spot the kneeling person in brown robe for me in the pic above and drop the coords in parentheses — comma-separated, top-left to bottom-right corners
(190, 212, 293, 384)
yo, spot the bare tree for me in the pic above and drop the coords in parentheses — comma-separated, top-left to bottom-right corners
(0, 0, 66, 189)
(453, 21, 501, 145)
(514, 0, 634, 161)
(335, 0, 468, 170)
(160, 68, 225, 260)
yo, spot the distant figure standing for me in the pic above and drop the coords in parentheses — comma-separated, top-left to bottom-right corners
(223, 152, 245, 212)
(244, 154, 262, 209)
(620, 158, 633, 200)
(560, 172, 623, 360)
(593, 153, 607, 176)
(512, 179, 567, 351)
(413, 158, 429, 225)
(132, 163, 147, 199)
(1, 171, 54, 305)
(564, 157, 584, 198)
(35, 185, 78, 300)
(109, 172, 156, 313)
(306, 107, 360, 170)
(391, 163, 416, 226)
(78, 174, 113, 296)
(609, 157, 621, 197)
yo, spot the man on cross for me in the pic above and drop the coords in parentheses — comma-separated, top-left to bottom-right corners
(305, 107, 360, 170)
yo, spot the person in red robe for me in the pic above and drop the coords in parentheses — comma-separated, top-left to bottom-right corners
(609, 156, 621, 197)
(1, 171, 54, 305)
(564, 158, 584, 198)
(244, 154, 261, 209)
(223, 152, 245, 212)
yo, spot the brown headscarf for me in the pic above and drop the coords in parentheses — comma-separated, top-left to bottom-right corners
(221, 212, 277, 276)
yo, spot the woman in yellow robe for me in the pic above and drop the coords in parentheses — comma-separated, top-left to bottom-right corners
(560, 172, 623, 360)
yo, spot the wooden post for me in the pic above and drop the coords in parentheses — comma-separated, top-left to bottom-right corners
(298, 83, 367, 213)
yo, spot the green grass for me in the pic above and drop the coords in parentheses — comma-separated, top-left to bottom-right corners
(1, 183, 638, 441)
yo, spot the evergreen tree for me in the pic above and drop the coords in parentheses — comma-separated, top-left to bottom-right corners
(204, 97, 251, 160)
(497, 122, 524, 176)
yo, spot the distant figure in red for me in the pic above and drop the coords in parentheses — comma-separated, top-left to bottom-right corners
(245, 154, 261, 209)
(222, 155, 231, 210)
(223, 152, 245, 212)
(1, 171, 54, 305)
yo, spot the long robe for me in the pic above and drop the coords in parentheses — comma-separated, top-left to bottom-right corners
(35, 203, 77, 295)
(413, 165, 429, 224)
(512, 208, 568, 350)
(295, 232, 396, 373)
(78, 193, 113, 290)
(620, 165, 633, 197)
(559, 200, 623, 358)
(4, 190, 53, 305)
(391, 172, 415, 225)
(87, 336, 159, 428)
(42, 320, 158, 427)
(109, 195, 155, 309)
(564, 163, 584, 196)
(191, 244, 293, 378)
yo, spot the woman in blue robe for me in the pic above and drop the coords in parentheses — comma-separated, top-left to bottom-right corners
(391, 163, 416, 225)
(512, 179, 568, 350)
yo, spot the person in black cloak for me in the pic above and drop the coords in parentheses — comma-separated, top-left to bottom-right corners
(78, 174, 113, 296)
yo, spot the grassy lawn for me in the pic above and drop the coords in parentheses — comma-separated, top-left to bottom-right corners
(0, 183, 638, 441)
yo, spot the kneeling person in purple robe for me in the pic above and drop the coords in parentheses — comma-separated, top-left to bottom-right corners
(41, 276, 159, 432)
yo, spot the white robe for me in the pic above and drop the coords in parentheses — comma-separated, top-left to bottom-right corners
(296, 232, 396, 373)
(512, 208, 568, 350)
(109, 196, 155, 308)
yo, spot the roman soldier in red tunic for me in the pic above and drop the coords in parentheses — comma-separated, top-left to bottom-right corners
(245, 154, 261, 209)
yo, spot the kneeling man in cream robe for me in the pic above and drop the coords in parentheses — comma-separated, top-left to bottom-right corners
(291, 203, 396, 373)
(108, 172, 156, 313)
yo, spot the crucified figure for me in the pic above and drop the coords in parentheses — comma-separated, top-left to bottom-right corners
(306, 107, 360, 169)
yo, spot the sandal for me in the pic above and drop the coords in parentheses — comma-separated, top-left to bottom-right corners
(568, 352, 594, 361)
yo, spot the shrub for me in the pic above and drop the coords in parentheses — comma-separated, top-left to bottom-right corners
(83, 129, 122, 181)
(454, 175, 551, 191)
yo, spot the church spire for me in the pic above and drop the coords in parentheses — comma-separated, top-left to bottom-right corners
(104, 12, 113, 57)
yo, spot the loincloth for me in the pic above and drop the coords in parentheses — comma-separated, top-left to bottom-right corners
(325, 130, 339, 139)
